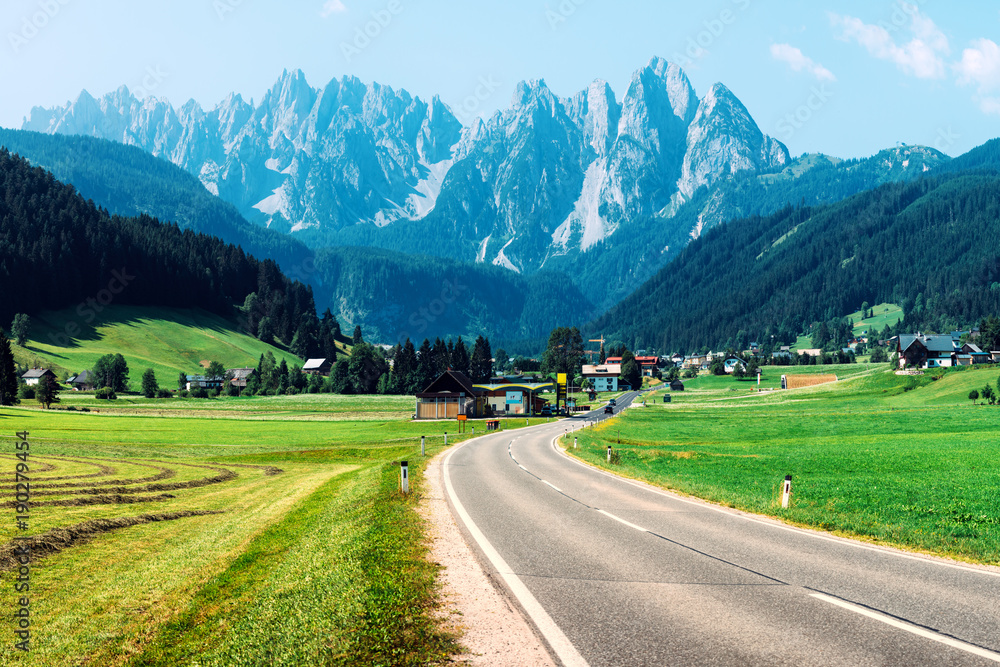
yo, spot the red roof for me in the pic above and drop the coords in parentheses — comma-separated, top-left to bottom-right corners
(605, 356, 622, 364)
(635, 356, 659, 365)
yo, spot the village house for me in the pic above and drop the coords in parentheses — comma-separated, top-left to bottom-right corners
(21, 368, 56, 386)
(897, 333, 960, 368)
(302, 358, 333, 376)
(772, 346, 792, 360)
(228, 368, 256, 390)
(186, 375, 224, 391)
(415, 370, 484, 420)
(723, 357, 747, 374)
(582, 363, 621, 393)
(66, 370, 94, 391)
(635, 356, 660, 376)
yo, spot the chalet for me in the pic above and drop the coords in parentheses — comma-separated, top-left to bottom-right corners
(683, 354, 709, 370)
(582, 364, 621, 393)
(670, 353, 685, 367)
(669, 379, 685, 391)
(474, 381, 553, 416)
(21, 368, 56, 386)
(772, 346, 792, 360)
(415, 370, 483, 420)
(723, 357, 746, 374)
(897, 333, 958, 369)
(228, 368, 256, 389)
(749, 342, 760, 354)
(605, 356, 622, 365)
(635, 356, 660, 377)
(67, 370, 94, 391)
(186, 375, 224, 391)
(303, 358, 333, 376)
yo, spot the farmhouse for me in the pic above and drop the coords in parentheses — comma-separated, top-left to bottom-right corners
(474, 381, 553, 416)
(303, 358, 333, 376)
(961, 343, 991, 365)
(635, 356, 660, 376)
(897, 333, 959, 369)
(582, 364, 621, 392)
(228, 368, 256, 389)
(21, 368, 56, 386)
(723, 357, 746, 374)
(67, 370, 94, 391)
(186, 375, 224, 391)
(415, 370, 484, 420)
(772, 346, 792, 360)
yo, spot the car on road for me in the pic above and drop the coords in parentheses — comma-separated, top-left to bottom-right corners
(604, 406, 614, 414)
(539, 406, 552, 417)
(609, 398, 617, 406)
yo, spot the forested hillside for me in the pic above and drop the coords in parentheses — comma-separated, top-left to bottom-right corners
(592, 169, 1000, 352)
(0, 149, 316, 343)
(313, 246, 596, 347)
(0, 129, 313, 271)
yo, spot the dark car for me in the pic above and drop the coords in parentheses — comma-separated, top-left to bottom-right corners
(609, 398, 617, 406)
(604, 406, 614, 414)
(539, 406, 552, 417)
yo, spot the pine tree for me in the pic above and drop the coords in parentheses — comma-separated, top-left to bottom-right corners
(141, 368, 159, 398)
(352, 325, 363, 346)
(452, 337, 471, 377)
(0, 331, 19, 406)
(470, 336, 493, 383)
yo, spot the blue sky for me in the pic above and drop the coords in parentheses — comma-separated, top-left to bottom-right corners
(1, 0, 997, 158)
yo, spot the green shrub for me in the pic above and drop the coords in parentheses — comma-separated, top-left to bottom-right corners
(95, 387, 117, 400)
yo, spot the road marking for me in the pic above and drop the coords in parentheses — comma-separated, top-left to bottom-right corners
(518, 464, 527, 471)
(809, 593, 1000, 663)
(543, 480, 562, 493)
(597, 509, 649, 533)
(443, 442, 589, 667)
(550, 436, 1000, 579)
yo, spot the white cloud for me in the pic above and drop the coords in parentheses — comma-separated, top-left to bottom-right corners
(321, 0, 347, 17)
(954, 38, 1000, 115)
(770, 43, 836, 81)
(830, 5, 949, 80)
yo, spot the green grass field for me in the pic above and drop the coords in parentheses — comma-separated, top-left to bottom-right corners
(847, 302, 904, 335)
(14, 305, 305, 382)
(0, 394, 549, 666)
(565, 364, 1000, 565)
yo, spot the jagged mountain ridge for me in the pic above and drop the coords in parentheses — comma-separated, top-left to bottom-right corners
(23, 57, 790, 283)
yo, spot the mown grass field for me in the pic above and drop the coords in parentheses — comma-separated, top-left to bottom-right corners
(0, 396, 547, 666)
(564, 363, 1000, 565)
(14, 305, 307, 381)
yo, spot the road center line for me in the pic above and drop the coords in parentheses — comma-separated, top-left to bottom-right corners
(809, 592, 1000, 662)
(543, 480, 562, 493)
(597, 509, 649, 533)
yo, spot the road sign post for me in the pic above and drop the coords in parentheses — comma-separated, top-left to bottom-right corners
(400, 461, 409, 494)
(782, 475, 792, 508)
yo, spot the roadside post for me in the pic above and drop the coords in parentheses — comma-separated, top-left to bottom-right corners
(444, 432, 448, 446)
(574, 437, 578, 449)
(607, 445, 612, 463)
(782, 475, 792, 508)
(400, 461, 409, 495)
(421, 436, 425, 457)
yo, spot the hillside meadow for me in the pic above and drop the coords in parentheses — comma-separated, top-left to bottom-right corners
(13, 306, 310, 382)
(565, 363, 1000, 565)
(0, 395, 547, 666)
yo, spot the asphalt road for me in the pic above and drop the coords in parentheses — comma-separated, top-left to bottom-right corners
(443, 391, 1000, 666)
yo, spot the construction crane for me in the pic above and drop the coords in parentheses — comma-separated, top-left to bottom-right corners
(586, 336, 606, 364)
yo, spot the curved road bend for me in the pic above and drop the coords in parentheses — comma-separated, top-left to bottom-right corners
(444, 392, 1000, 666)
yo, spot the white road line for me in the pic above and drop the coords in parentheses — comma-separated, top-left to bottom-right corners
(597, 509, 649, 533)
(518, 464, 527, 471)
(443, 442, 589, 667)
(809, 593, 1000, 663)
(543, 480, 562, 493)
(550, 435, 1000, 579)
